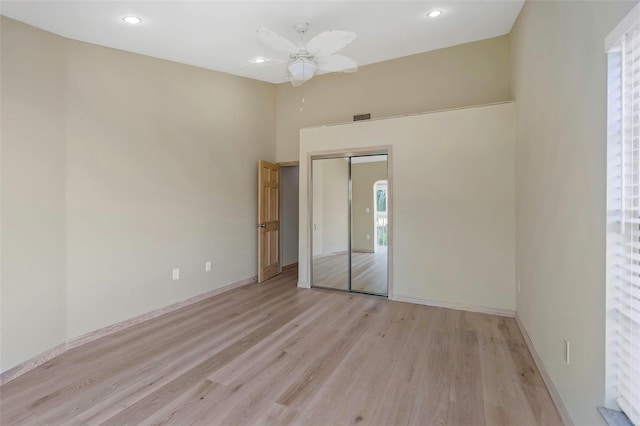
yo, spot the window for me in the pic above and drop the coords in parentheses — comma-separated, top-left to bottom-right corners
(376, 189, 387, 212)
(606, 4, 640, 425)
(374, 181, 388, 249)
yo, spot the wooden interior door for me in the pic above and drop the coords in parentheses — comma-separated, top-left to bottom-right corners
(257, 160, 281, 283)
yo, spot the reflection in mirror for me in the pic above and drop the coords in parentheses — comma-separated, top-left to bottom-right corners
(351, 155, 388, 295)
(311, 158, 349, 291)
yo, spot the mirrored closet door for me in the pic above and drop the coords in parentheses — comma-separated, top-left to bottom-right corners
(311, 158, 350, 291)
(311, 154, 388, 296)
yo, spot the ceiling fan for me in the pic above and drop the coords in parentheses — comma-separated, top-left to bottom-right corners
(257, 23, 358, 87)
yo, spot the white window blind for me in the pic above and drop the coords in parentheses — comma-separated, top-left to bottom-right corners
(606, 4, 640, 425)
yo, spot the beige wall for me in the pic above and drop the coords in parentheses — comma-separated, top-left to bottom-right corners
(1, 17, 68, 372)
(299, 103, 516, 312)
(352, 161, 387, 252)
(276, 35, 512, 162)
(0, 17, 276, 371)
(281, 166, 299, 267)
(510, 1, 637, 425)
(64, 38, 276, 338)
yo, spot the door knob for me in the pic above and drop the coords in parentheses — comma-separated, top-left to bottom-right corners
(257, 223, 266, 228)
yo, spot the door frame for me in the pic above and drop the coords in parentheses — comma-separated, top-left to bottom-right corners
(307, 145, 393, 299)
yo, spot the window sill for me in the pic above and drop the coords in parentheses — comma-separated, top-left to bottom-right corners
(598, 407, 633, 426)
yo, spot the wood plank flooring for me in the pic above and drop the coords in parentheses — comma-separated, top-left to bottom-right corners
(0, 269, 562, 425)
(313, 251, 388, 295)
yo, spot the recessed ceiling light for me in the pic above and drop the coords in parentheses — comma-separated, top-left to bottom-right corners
(123, 16, 142, 24)
(252, 57, 267, 64)
(426, 10, 443, 18)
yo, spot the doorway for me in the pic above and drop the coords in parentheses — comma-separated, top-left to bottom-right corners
(256, 161, 299, 283)
(280, 165, 299, 272)
(310, 154, 389, 297)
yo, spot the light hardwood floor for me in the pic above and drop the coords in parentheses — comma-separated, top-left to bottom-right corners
(313, 251, 388, 295)
(0, 269, 562, 425)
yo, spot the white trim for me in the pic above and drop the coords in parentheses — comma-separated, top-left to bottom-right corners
(304, 101, 514, 130)
(313, 250, 349, 259)
(515, 314, 574, 426)
(0, 343, 68, 386)
(605, 2, 640, 52)
(68, 276, 257, 350)
(392, 294, 515, 317)
(0, 276, 256, 385)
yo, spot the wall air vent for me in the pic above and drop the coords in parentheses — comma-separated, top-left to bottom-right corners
(353, 113, 371, 122)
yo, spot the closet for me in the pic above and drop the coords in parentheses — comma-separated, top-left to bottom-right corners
(311, 154, 389, 296)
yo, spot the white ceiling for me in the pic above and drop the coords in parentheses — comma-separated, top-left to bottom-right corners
(0, 1, 524, 84)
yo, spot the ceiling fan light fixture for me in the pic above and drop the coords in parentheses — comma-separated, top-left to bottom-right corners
(288, 58, 317, 81)
(426, 10, 443, 18)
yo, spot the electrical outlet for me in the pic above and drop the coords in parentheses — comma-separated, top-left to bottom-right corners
(518, 280, 521, 293)
(172, 268, 180, 280)
(564, 339, 570, 365)
(205, 261, 212, 272)
(366, 234, 370, 240)
(366, 207, 370, 213)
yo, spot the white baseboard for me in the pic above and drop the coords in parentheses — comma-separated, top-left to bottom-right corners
(282, 262, 298, 272)
(0, 342, 67, 386)
(0, 276, 256, 386)
(68, 276, 256, 350)
(392, 294, 515, 317)
(313, 250, 349, 259)
(515, 314, 573, 426)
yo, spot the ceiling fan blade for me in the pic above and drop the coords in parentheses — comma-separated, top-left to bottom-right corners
(306, 30, 356, 57)
(316, 55, 358, 73)
(257, 27, 299, 55)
